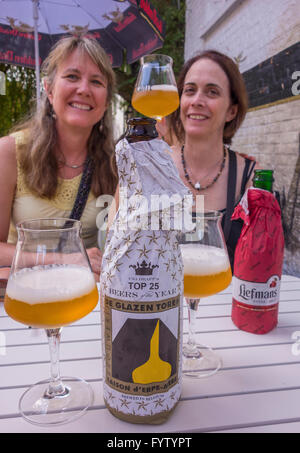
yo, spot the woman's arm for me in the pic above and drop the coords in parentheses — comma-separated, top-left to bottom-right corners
(0, 135, 18, 266)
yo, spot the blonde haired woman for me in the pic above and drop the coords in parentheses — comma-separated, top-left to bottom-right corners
(0, 36, 118, 277)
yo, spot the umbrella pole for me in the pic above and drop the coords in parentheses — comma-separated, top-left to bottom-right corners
(33, 0, 41, 108)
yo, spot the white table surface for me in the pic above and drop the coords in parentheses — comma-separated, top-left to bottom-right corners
(1, 274, 300, 434)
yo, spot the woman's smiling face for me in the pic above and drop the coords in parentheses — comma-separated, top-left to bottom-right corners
(45, 48, 108, 133)
(180, 58, 237, 140)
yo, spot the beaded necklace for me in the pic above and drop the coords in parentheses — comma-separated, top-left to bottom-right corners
(181, 145, 226, 191)
(58, 158, 87, 169)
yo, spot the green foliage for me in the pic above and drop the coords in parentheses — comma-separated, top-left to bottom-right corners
(0, 64, 36, 137)
(0, 1, 185, 134)
(151, 0, 185, 76)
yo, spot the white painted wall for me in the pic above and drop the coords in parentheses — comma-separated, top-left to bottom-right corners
(185, 0, 299, 73)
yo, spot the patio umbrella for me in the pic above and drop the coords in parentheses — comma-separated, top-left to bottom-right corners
(0, 0, 165, 103)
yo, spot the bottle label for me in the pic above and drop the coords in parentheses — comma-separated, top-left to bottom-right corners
(103, 294, 181, 418)
(232, 275, 281, 307)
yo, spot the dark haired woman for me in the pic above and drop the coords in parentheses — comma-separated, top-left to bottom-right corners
(169, 50, 258, 268)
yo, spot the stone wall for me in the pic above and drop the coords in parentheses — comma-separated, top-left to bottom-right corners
(185, 0, 299, 72)
(232, 99, 300, 193)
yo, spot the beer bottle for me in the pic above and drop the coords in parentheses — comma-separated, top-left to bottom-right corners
(231, 169, 284, 334)
(125, 117, 158, 143)
(100, 117, 188, 423)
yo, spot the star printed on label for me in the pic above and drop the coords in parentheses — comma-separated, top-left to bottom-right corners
(107, 391, 116, 401)
(112, 261, 123, 272)
(120, 398, 131, 409)
(170, 255, 177, 266)
(134, 188, 143, 197)
(124, 249, 132, 259)
(121, 153, 129, 164)
(136, 401, 149, 411)
(130, 161, 137, 172)
(137, 244, 150, 259)
(127, 203, 137, 214)
(154, 397, 165, 408)
(126, 175, 135, 187)
(163, 231, 171, 245)
(133, 231, 143, 245)
(123, 236, 133, 247)
(105, 270, 114, 283)
(118, 169, 128, 181)
(101, 281, 108, 292)
(147, 232, 159, 245)
(164, 260, 171, 272)
(156, 247, 166, 259)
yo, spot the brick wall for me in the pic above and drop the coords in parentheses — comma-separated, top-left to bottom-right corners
(232, 99, 300, 192)
(185, 0, 299, 72)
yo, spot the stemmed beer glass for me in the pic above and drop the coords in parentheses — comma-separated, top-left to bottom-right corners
(179, 212, 232, 378)
(4, 219, 99, 425)
(131, 54, 179, 121)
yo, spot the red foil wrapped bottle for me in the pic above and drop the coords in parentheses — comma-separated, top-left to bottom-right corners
(231, 172, 284, 334)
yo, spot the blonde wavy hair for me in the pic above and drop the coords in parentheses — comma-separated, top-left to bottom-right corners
(13, 36, 118, 198)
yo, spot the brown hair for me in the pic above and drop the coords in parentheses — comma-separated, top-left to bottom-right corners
(14, 36, 118, 198)
(170, 50, 248, 145)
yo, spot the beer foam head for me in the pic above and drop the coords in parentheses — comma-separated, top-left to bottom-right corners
(6, 265, 95, 304)
(180, 244, 230, 275)
(150, 84, 178, 92)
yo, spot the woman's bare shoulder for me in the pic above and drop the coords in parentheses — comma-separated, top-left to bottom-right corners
(235, 151, 260, 189)
(0, 135, 17, 173)
(0, 135, 16, 155)
(235, 150, 256, 163)
(168, 144, 181, 164)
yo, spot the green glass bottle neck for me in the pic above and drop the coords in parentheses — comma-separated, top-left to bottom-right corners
(253, 170, 274, 192)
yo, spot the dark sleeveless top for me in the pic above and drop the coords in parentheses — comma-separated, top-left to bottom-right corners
(221, 149, 256, 271)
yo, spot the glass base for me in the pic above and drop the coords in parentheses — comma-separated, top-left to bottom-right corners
(182, 343, 222, 378)
(19, 376, 94, 426)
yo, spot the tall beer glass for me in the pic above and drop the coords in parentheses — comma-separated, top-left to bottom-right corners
(131, 54, 179, 120)
(179, 212, 232, 378)
(4, 219, 98, 425)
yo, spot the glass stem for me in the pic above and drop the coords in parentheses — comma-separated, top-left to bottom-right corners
(186, 298, 201, 357)
(44, 328, 69, 399)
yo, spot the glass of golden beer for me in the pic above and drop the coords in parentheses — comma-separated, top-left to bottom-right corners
(179, 211, 232, 378)
(4, 218, 99, 425)
(131, 54, 179, 120)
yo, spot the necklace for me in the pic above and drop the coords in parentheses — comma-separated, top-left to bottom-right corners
(57, 143, 88, 169)
(181, 145, 226, 191)
(58, 160, 86, 169)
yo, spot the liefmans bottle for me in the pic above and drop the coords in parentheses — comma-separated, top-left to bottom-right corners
(100, 117, 188, 423)
(231, 169, 284, 334)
